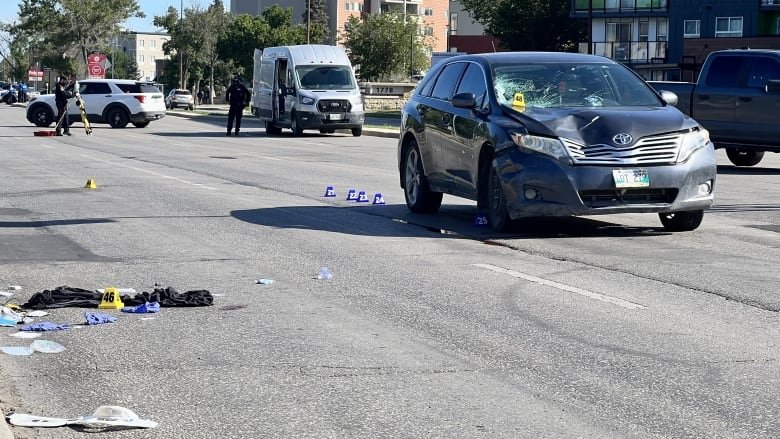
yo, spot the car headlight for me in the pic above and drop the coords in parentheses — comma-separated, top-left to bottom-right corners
(300, 95, 315, 105)
(678, 128, 711, 163)
(510, 132, 572, 165)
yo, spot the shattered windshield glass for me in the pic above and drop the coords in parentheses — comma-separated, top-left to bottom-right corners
(296, 66, 355, 90)
(492, 62, 660, 108)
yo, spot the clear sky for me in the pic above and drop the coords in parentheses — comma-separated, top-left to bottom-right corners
(125, 0, 231, 33)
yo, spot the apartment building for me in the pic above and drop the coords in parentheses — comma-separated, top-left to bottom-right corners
(231, 0, 449, 51)
(116, 32, 171, 81)
(447, 0, 500, 54)
(571, 0, 780, 81)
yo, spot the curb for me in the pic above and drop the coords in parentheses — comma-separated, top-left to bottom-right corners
(166, 110, 399, 138)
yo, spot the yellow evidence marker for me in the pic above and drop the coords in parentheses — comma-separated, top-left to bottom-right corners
(512, 92, 526, 109)
(98, 287, 124, 309)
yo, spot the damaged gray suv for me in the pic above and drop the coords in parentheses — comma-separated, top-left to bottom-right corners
(398, 52, 716, 232)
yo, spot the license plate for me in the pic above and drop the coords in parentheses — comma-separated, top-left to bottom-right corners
(327, 113, 344, 120)
(612, 169, 649, 188)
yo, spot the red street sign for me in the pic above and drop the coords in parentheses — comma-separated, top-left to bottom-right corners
(89, 64, 105, 78)
(90, 54, 106, 64)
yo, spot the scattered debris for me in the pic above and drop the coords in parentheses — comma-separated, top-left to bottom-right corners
(84, 312, 117, 325)
(317, 267, 333, 280)
(255, 279, 274, 285)
(20, 322, 70, 332)
(7, 405, 158, 429)
(0, 340, 65, 356)
(9, 332, 41, 339)
(121, 302, 160, 314)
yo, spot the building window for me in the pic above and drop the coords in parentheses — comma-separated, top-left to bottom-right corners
(139, 39, 144, 47)
(138, 55, 144, 63)
(151, 40, 156, 48)
(715, 17, 743, 37)
(450, 12, 458, 36)
(639, 19, 649, 42)
(424, 8, 433, 16)
(424, 26, 433, 36)
(684, 20, 700, 38)
(151, 55, 156, 63)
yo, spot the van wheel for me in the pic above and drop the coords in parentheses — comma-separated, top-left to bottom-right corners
(351, 127, 362, 137)
(726, 149, 763, 167)
(659, 210, 703, 232)
(291, 111, 303, 136)
(265, 121, 282, 135)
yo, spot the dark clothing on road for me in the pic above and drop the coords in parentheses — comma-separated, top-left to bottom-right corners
(225, 80, 249, 135)
(54, 79, 75, 135)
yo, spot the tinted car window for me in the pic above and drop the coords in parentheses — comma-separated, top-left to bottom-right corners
(175, 90, 192, 95)
(455, 63, 487, 109)
(747, 57, 780, 88)
(80, 82, 112, 94)
(117, 83, 162, 94)
(705, 56, 744, 87)
(431, 62, 467, 101)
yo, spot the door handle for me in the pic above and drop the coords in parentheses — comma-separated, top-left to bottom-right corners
(697, 95, 709, 101)
(739, 97, 752, 102)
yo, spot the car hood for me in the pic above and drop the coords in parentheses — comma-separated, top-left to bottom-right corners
(502, 105, 696, 144)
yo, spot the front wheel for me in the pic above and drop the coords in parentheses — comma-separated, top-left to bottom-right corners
(265, 121, 282, 135)
(487, 164, 512, 232)
(31, 106, 54, 127)
(659, 210, 703, 232)
(291, 111, 303, 136)
(403, 141, 442, 213)
(726, 149, 764, 167)
(107, 108, 129, 128)
(351, 127, 362, 137)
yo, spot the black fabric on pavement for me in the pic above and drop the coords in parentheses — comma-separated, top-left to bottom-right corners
(22, 286, 214, 309)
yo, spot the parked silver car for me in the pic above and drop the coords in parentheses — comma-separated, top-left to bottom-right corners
(398, 52, 717, 232)
(165, 89, 194, 110)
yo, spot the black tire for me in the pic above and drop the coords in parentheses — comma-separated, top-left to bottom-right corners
(291, 111, 303, 136)
(351, 127, 362, 137)
(487, 164, 512, 232)
(107, 108, 129, 128)
(188, 105, 194, 111)
(132, 121, 150, 128)
(402, 140, 442, 213)
(30, 106, 54, 127)
(265, 121, 282, 135)
(659, 210, 704, 232)
(726, 149, 764, 167)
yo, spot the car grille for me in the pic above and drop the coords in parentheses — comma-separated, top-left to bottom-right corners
(318, 99, 351, 113)
(579, 188, 678, 208)
(563, 133, 683, 165)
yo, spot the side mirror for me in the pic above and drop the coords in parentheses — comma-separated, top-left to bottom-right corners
(766, 79, 780, 94)
(659, 90, 678, 106)
(452, 92, 476, 109)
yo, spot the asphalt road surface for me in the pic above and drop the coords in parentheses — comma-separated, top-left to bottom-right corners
(1, 104, 779, 439)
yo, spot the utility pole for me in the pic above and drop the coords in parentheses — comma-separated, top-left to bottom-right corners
(179, 0, 184, 89)
(307, 0, 311, 44)
(587, 0, 593, 55)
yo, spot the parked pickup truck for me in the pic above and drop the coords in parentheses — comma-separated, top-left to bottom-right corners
(649, 49, 780, 166)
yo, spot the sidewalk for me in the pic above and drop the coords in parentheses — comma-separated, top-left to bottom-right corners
(169, 105, 400, 139)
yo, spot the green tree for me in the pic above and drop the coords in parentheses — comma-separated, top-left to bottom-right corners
(302, 0, 329, 44)
(217, 7, 306, 83)
(341, 13, 431, 82)
(0, 22, 32, 82)
(457, 0, 585, 52)
(13, 0, 144, 77)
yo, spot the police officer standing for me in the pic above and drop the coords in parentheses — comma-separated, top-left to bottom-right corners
(225, 76, 249, 136)
(55, 75, 75, 136)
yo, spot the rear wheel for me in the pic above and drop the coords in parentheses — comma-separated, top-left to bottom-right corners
(107, 108, 129, 128)
(403, 140, 442, 213)
(726, 149, 764, 167)
(132, 121, 150, 128)
(487, 164, 512, 232)
(659, 210, 703, 232)
(265, 121, 282, 135)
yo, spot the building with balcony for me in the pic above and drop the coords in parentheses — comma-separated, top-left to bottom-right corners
(116, 31, 171, 81)
(231, 0, 449, 52)
(572, 0, 780, 81)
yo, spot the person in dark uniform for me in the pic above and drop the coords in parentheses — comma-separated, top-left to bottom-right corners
(225, 76, 249, 136)
(55, 75, 75, 136)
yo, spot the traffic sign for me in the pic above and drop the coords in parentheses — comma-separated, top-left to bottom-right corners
(89, 64, 104, 78)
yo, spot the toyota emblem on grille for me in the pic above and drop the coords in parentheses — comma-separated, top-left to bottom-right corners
(612, 133, 633, 145)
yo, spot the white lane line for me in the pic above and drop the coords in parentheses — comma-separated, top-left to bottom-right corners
(474, 263, 647, 310)
(80, 155, 217, 190)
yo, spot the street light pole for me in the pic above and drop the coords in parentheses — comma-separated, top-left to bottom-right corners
(307, 0, 311, 44)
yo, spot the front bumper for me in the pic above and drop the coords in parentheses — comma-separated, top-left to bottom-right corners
(496, 146, 717, 219)
(295, 110, 364, 130)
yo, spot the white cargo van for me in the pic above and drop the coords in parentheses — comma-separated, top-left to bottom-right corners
(252, 45, 365, 137)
